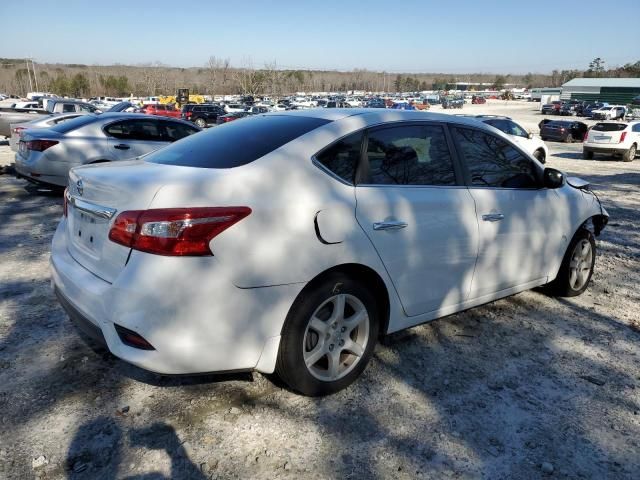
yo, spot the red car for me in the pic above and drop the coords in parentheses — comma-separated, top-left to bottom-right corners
(472, 95, 486, 104)
(139, 103, 182, 119)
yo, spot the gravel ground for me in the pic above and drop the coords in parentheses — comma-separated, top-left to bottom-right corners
(0, 103, 639, 479)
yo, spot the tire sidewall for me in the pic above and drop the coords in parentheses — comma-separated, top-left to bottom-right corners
(557, 229, 596, 296)
(277, 273, 380, 396)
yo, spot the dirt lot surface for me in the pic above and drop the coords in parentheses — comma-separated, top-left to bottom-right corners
(1, 102, 639, 479)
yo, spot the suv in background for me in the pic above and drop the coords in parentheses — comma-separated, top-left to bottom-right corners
(139, 103, 182, 119)
(583, 121, 640, 161)
(181, 104, 226, 127)
(591, 105, 626, 120)
(541, 101, 562, 115)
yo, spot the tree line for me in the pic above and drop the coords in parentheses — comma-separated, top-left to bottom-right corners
(1, 57, 638, 98)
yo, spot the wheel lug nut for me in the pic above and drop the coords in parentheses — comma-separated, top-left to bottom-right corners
(341, 326, 346, 332)
(338, 339, 344, 346)
(329, 344, 334, 351)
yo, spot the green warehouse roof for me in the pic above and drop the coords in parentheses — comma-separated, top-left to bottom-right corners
(562, 78, 640, 88)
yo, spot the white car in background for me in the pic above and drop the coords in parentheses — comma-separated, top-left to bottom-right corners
(591, 105, 626, 120)
(51, 109, 607, 396)
(223, 103, 246, 113)
(583, 121, 640, 161)
(467, 115, 550, 163)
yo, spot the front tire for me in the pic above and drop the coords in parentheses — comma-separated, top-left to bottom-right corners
(565, 133, 574, 143)
(195, 118, 207, 128)
(545, 229, 596, 297)
(276, 273, 379, 396)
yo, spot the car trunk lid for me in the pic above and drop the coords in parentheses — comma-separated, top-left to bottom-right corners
(65, 160, 179, 283)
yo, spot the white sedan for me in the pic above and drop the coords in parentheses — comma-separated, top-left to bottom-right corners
(472, 115, 550, 163)
(51, 109, 608, 396)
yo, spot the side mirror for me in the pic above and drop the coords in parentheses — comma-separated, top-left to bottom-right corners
(543, 167, 564, 189)
(528, 132, 534, 139)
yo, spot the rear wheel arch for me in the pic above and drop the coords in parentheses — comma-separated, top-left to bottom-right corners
(288, 263, 391, 337)
(88, 159, 110, 164)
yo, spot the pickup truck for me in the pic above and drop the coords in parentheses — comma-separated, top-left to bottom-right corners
(0, 99, 100, 138)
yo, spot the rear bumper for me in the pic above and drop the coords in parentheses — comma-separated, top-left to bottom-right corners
(51, 219, 300, 375)
(14, 152, 67, 186)
(54, 287, 107, 346)
(583, 145, 628, 155)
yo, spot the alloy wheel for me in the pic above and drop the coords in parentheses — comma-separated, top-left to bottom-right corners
(302, 294, 370, 381)
(569, 239, 593, 291)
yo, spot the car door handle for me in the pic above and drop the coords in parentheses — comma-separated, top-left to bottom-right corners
(482, 213, 505, 222)
(114, 144, 130, 150)
(373, 221, 408, 231)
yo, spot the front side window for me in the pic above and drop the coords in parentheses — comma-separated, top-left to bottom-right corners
(163, 122, 199, 142)
(315, 131, 362, 183)
(366, 125, 456, 186)
(453, 127, 539, 189)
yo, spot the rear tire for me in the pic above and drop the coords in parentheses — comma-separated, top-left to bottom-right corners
(544, 229, 596, 297)
(276, 273, 379, 396)
(195, 118, 207, 128)
(622, 144, 636, 162)
(583, 150, 594, 160)
(565, 133, 574, 143)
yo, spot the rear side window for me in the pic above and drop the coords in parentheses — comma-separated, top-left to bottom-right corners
(366, 125, 456, 186)
(453, 127, 539, 189)
(315, 132, 362, 183)
(592, 123, 627, 132)
(62, 104, 76, 113)
(147, 115, 330, 168)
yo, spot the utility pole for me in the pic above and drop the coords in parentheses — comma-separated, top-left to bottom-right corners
(31, 58, 39, 91)
(25, 58, 34, 93)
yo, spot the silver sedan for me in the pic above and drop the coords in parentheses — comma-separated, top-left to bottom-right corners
(14, 113, 201, 188)
(9, 113, 87, 152)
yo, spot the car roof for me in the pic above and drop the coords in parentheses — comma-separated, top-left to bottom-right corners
(262, 108, 503, 128)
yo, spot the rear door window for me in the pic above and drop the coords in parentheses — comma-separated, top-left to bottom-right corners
(147, 115, 330, 168)
(366, 124, 457, 186)
(105, 119, 165, 141)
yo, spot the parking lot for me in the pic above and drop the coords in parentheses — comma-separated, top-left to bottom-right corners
(1, 101, 639, 479)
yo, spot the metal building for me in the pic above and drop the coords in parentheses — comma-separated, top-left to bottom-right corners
(561, 78, 640, 104)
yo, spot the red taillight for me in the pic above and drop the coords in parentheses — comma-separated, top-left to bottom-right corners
(619, 131, 627, 143)
(108, 207, 251, 256)
(583, 131, 589, 141)
(63, 188, 69, 217)
(26, 139, 58, 152)
(186, 112, 192, 118)
(12, 126, 25, 136)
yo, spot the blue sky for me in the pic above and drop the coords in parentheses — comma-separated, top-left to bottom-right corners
(3, 0, 639, 73)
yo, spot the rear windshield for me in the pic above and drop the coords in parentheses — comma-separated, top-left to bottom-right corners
(49, 115, 97, 133)
(546, 121, 571, 127)
(592, 123, 627, 132)
(146, 115, 330, 168)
